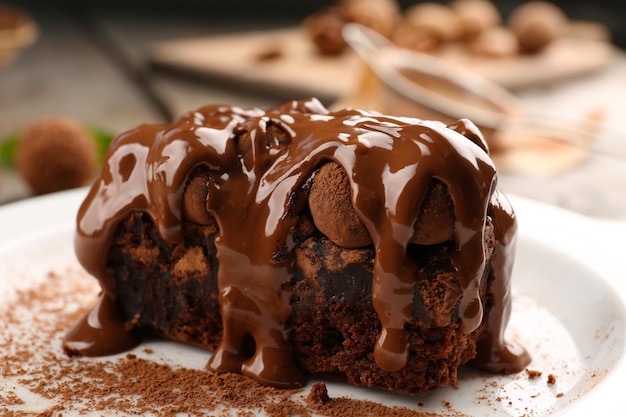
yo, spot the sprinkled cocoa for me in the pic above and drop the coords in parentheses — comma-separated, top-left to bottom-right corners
(2, 267, 469, 416)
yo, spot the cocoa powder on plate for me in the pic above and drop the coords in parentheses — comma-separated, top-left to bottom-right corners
(2, 268, 468, 417)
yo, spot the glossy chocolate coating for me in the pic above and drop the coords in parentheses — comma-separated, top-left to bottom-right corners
(64, 98, 529, 387)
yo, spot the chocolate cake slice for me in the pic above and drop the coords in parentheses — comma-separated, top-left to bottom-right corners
(64, 98, 530, 394)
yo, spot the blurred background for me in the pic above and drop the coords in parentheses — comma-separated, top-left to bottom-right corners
(1, 0, 625, 219)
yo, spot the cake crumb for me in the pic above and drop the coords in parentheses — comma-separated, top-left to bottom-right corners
(547, 374, 557, 385)
(526, 368, 543, 379)
(307, 382, 331, 406)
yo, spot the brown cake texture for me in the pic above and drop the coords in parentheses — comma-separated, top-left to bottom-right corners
(64, 98, 530, 395)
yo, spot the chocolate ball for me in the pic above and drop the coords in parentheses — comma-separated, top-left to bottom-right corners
(309, 162, 455, 249)
(391, 22, 441, 52)
(404, 3, 463, 44)
(183, 169, 216, 226)
(411, 181, 455, 245)
(508, 1, 567, 53)
(16, 117, 97, 195)
(309, 162, 372, 249)
(340, 0, 402, 38)
(304, 7, 348, 55)
(450, 0, 502, 40)
(467, 26, 520, 57)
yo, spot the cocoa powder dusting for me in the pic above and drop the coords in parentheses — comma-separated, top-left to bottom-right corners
(2, 267, 467, 416)
(311, 396, 448, 417)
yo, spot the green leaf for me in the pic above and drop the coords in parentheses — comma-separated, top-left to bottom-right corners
(0, 124, 116, 169)
(0, 133, 19, 168)
(85, 125, 115, 164)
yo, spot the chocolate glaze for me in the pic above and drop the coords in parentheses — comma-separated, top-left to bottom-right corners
(473, 190, 532, 373)
(64, 98, 529, 387)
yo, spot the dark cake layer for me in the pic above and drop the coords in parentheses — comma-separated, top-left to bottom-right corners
(107, 171, 496, 395)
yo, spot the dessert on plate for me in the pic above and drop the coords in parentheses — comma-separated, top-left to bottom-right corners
(64, 98, 530, 395)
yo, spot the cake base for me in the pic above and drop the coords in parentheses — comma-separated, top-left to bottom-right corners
(107, 209, 495, 395)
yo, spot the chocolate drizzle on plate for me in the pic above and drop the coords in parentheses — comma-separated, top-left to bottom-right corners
(64, 98, 530, 387)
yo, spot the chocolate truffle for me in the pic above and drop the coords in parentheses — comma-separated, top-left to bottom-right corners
(508, 1, 567, 53)
(16, 117, 97, 195)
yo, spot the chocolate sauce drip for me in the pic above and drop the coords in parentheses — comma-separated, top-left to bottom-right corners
(471, 190, 532, 373)
(64, 98, 529, 387)
(64, 293, 140, 357)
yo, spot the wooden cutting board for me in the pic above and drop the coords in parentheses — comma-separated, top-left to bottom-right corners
(150, 26, 614, 102)
(150, 27, 363, 102)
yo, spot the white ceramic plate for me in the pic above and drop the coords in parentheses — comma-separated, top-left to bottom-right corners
(1, 188, 625, 416)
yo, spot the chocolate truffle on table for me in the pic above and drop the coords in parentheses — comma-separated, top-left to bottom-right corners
(304, 0, 401, 55)
(391, 22, 441, 53)
(467, 26, 520, 57)
(339, 0, 401, 39)
(303, 7, 348, 55)
(16, 117, 97, 195)
(450, 0, 502, 41)
(403, 3, 464, 44)
(64, 98, 530, 395)
(508, 1, 568, 53)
